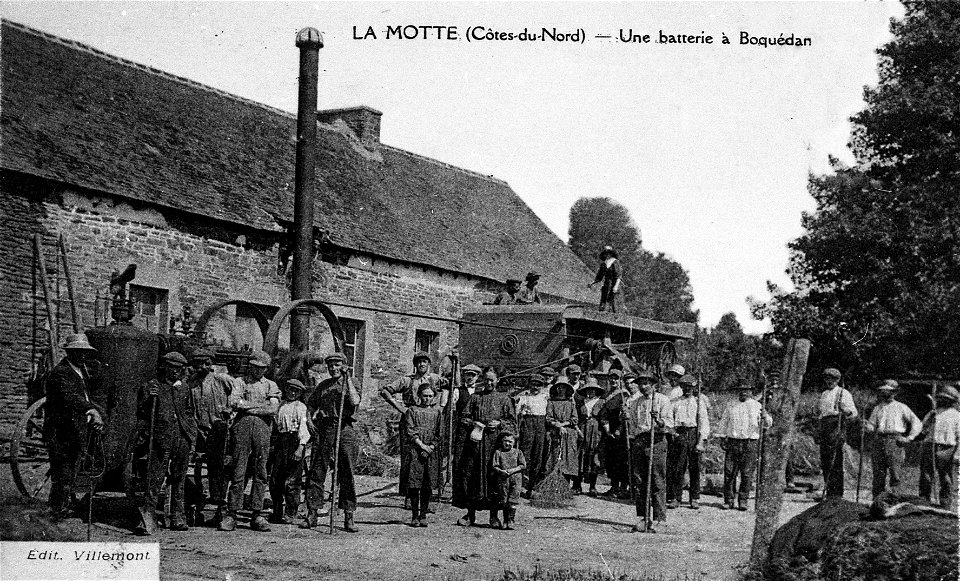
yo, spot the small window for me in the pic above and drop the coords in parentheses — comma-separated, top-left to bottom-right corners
(340, 318, 364, 377)
(414, 329, 440, 371)
(129, 285, 169, 333)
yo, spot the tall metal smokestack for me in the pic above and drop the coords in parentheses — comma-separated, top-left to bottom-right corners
(291, 27, 323, 353)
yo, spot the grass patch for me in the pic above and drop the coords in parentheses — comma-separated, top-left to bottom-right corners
(473, 568, 704, 581)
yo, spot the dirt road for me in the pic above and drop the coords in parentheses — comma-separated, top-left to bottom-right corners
(38, 475, 813, 581)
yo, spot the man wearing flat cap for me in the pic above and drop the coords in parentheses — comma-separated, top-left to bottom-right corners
(816, 368, 857, 498)
(450, 363, 482, 508)
(381, 352, 449, 503)
(303, 352, 362, 531)
(588, 246, 623, 313)
(864, 379, 921, 498)
(598, 369, 636, 498)
(186, 348, 237, 525)
(516, 272, 542, 305)
(45, 333, 105, 518)
(137, 352, 198, 535)
(493, 279, 522, 305)
(220, 351, 280, 532)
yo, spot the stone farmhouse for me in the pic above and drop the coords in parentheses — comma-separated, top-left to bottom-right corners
(0, 20, 596, 433)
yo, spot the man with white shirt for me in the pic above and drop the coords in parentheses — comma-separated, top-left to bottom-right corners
(716, 385, 772, 511)
(918, 385, 960, 510)
(628, 370, 673, 532)
(667, 375, 710, 510)
(816, 368, 857, 498)
(660, 364, 685, 402)
(863, 379, 921, 497)
(515, 373, 550, 492)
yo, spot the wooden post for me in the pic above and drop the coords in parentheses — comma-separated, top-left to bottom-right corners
(749, 338, 810, 568)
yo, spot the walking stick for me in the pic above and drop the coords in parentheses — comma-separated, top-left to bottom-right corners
(620, 389, 635, 503)
(756, 367, 770, 504)
(645, 394, 656, 531)
(329, 370, 350, 535)
(856, 415, 865, 503)
(441, 354, 459, 499)
(930, 384, 938, 502)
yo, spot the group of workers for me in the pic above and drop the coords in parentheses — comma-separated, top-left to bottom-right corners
(42, 331, 960, 538)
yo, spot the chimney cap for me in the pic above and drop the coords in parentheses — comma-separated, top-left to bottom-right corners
(296, 28, 323, 49)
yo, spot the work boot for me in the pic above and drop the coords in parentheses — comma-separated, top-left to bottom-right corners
(192, 506, 206, 527)
(409, 513, 420, 527)
(218, 514, 236, 531)
(489, 510, 503, 530)
(343, 511, 358, 533)
(211, 507, 224, 527)
(169, 515, 189, 531)
(299, 512, 318, 529)
(667, 499, 679, 509)
(503, 508, 515, 530)
(456, 510, 476, 527)
(721, 502, 733, 510)
(250, 514, 271, 532)
(418, 514, 428, 528)
(737, 502, 748, 512)
(588, 487, 599, 497)
(269, 512, 292, 525)
(689, 500, 700, 510)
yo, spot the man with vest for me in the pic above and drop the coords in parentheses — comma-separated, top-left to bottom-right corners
(219, 351, 280, 532)
(302, 353, 362, 532)
(137, 352, 198, 535)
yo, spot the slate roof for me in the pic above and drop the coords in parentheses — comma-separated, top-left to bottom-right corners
(1, 20, 595, 303)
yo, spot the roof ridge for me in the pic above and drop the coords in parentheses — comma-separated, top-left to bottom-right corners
(1, 18, 296, 121)
(380, 143, 508, 185)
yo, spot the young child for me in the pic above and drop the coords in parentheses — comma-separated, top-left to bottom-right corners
(492, 432, 526, 530)
(268, 378, 311, 524)
(402, 383, 442, 527)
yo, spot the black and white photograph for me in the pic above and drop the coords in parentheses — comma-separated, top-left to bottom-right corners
(0, 2, 957, 580)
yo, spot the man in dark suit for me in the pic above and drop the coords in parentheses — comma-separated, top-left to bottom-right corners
(137, 351, 198, 534)
(44, 333, 105, 517)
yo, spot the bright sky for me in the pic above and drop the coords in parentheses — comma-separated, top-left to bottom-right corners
(5, 1, 904, 334)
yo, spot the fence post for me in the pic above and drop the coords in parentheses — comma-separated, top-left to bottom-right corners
(750, 338, 811, 568)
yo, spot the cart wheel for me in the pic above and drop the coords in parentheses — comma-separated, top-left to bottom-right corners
(10, 397, 52, 502)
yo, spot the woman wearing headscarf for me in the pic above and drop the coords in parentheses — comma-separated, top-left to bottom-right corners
(546, 377, 581, 491)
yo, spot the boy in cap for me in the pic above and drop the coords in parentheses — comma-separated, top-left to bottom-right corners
(716, 385, 772, 511)
(516, 272, 542, 304)
(186, 348, 236, 525)
(403, 383, 443, 526)
(450, 363, 482, 508)
(918, 385, 960, 510)
(667, 375, 710, 509)
(864, 379, 921, 498)
(220, 351, 280, 532)
(302, 353, 362, 531)
(45, 333, 105, 517)
(381, 352, 448, 505)
(515, 374, 550, 493)
(816, 368, 857, 498)
(588, 246, 622, 313)
(269, 379, 311, 524)
(661, 364, 685, 402)
(137, 352, 198, 534)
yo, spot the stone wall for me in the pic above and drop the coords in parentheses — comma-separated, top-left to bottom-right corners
(0, 176, 497, 439)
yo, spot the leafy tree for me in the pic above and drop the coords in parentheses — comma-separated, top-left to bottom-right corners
(568, 197, 698, 323)
(753, 1, 960, 381)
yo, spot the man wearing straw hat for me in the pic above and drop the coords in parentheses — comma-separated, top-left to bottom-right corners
(516, 272, 542, 304)
(302, 353, 362, 531)
(45, 332, 105, 518)
(716, 385, 772, 511)
(863, 379, 921, 498)
(667, 374, 710, 510)
(219, 351, 279, 532)
(918, 385, 960, 510)
(588, 245, 623, 313)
